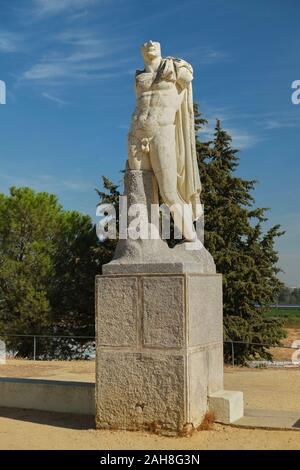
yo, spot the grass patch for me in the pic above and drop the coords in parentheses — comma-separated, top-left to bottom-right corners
(263, 307, 300, 328)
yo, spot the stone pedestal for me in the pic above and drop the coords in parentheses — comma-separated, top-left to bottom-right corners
(95, 168, 243, 432)
(95, 272, 224, 433)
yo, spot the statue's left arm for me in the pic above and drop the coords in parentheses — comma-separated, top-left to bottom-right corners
(156, 58, 193, 90)
(170, 57, 202, 221)
(173, 59, 193, 89)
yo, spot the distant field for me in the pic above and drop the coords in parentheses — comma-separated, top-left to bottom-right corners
(264, 307, 300, 327)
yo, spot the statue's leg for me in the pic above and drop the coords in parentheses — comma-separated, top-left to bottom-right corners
(150, 125, 197, 242)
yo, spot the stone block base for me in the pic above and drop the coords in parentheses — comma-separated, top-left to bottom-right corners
(95, 272, 227, 433)
(208, 390, 244, 424)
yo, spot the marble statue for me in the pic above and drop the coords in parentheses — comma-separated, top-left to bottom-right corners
(128, 40, 201, 243)
(103, 40, 216, 273)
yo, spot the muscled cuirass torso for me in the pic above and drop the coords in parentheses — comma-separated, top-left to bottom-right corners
(130, 70, 181, 137)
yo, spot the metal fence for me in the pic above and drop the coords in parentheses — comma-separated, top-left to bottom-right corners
(224, 340, 300, 366)
(0, 334, 95, 360)
(0, 334, 299, 365)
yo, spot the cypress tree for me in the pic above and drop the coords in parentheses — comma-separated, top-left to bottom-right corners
(195, 107, 286, 363)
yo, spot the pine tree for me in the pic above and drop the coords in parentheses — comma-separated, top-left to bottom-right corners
(0, 187, 100, 358)
(195, 110, 286, 363)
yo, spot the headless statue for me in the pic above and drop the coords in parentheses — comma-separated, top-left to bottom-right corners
(103, 41, 215, 273)
(128, 40, 201, 243)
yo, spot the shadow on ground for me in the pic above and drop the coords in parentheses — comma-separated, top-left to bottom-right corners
(0, 407, 95, 430)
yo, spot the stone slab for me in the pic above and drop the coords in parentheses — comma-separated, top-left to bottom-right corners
(103, 261, 212, 275)
(0, 377, 94, 415)
(208, 389, 244, 424)
(188, 274, 223, 346)
(96, 276, 138, 347)
(142, 276, 184, 348)
(233, 408, 300, 430)
(96, 351, 185, 431)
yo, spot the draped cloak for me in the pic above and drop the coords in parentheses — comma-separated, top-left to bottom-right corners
(154, 57, 202, 221)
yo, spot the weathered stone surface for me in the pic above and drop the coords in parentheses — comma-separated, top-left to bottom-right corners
(95, 272, 236, 432)
(0, 378, 94, 415)
(188, 274, 223, 346)
(103, 259, 215, 275)
(96, 351, 185, 431)
(142, 276, 184, 348)
(207, 344, 224, 394)
(208, 390, 244, 424)
(128, 41, 201, 243)
(188, 350, 208, 425)
(96, 276, 138, 347)
(102, 169, 216, 275)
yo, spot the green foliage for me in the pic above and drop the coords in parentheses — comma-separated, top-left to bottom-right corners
(95, 176, 120, 266)
(264, 307, 300, 328)
(195, 108, 286, 363)
(264, 307, 300, 318)
(0, 187, 100, 357)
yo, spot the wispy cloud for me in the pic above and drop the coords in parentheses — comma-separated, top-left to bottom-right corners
(264, 120, 285, 130)
(200, 106, 300, 143)
(198, 105, 259, 149)
(200, 123, 258, 149)
(263, 118, 300, 130)
(68, 10, 90, 21)
(1, 173, 91, 193)
(42, 92, 68, 105)
(31, 0, 97, 18)
(198, 48, 230, 64)
(227, 128, 259, 149)
(0, 31, 22, 53)
(177, 46, 231, 65)
(22, 29, 129, 84)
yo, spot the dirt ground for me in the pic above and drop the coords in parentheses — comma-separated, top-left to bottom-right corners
(224, 367, 300, 411)
(0, 407, 300, 450)
(269, 327, 300, 361)
(0, 342, 300, 449)
(0, 358, 95, 382)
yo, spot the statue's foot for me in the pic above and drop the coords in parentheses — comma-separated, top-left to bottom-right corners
(174, 237, 189, 246)
(183, 238, 204, 251)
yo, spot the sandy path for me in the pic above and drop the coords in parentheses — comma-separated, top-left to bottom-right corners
(0, 358, 300, 449)
(0, 359, 95, 382)
(0, 408, 299, 450)
(225, 367, 300, 411)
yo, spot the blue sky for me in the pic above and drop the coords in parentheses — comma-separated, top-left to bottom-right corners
(0, 0, 299, 286)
